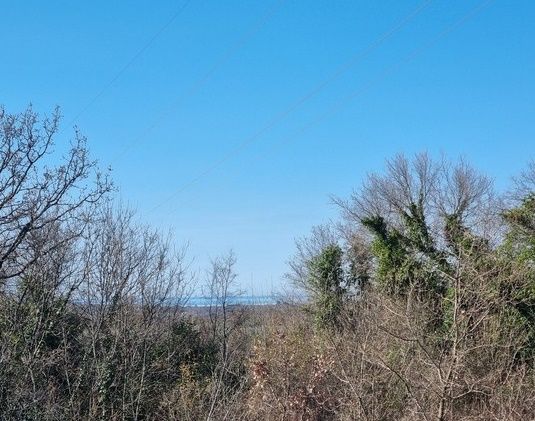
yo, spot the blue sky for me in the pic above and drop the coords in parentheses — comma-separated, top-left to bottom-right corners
(1, 1, 534, 293)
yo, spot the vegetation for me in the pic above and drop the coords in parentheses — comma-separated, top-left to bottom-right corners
(1, 106, 534, 420)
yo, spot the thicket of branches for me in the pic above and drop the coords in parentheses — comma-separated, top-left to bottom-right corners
(0, 106, 250, 420)
(1, 106, 534, 420)
(272, 153, 535, 420)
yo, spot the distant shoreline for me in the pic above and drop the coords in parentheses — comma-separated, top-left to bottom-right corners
(184, 295, 279, 308)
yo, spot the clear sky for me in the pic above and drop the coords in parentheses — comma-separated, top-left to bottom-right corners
(1, 1, 534, 293)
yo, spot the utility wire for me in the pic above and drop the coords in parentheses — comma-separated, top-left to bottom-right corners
(149, 0, 436, 212)
(258, 0, 497, 163)
(67, 0, 191, 128)
(111, 0, 288, 163)
(153, 0, 495, 213)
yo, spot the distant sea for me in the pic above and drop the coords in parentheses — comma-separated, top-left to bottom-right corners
(185, 295, 278, 307)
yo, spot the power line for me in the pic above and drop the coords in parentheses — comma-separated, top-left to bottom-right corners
(153, 0, 495, 213)
(257, 0, 496, 164)
(149, 0, 435, 212)
(111, 0, 288, 163)
(67, 0, 191, 128)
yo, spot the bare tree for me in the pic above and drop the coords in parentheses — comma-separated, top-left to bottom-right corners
(335, 153, 496, 240)
(287, 224, 339, 291)
(511, 159, 535, 200)
(0, 219, 85, 419)
(204, 251, 248, 420)
(0, 105, 111, 284)
(336, 153, 439, 223)
(70, 204, 190, 419)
